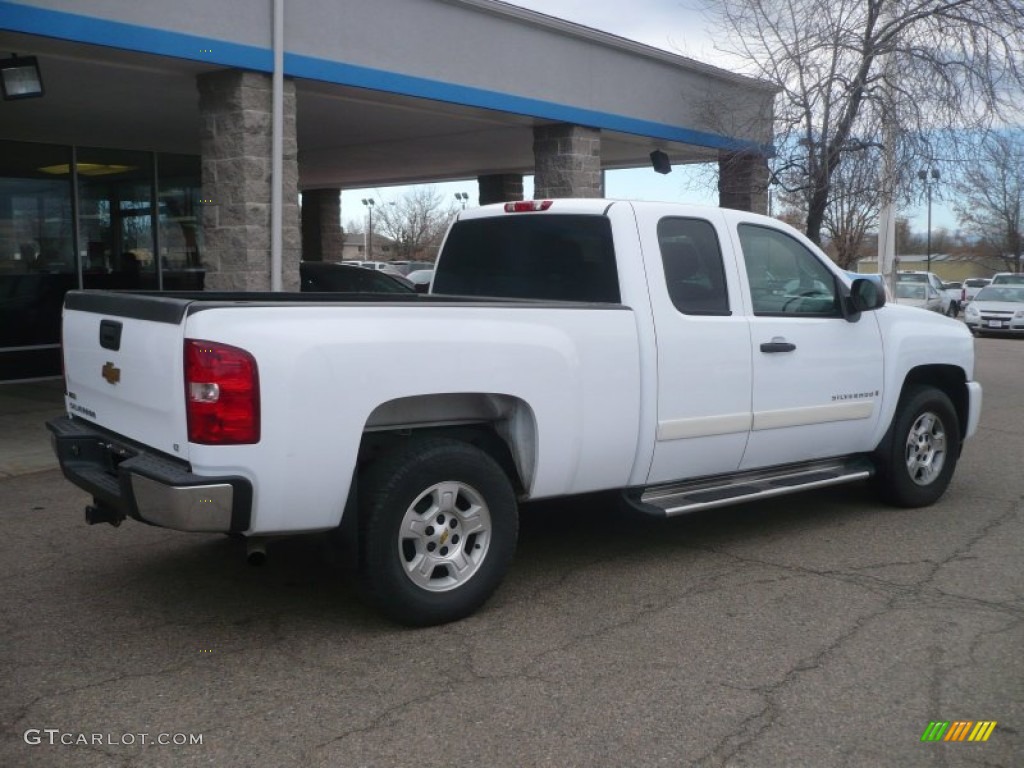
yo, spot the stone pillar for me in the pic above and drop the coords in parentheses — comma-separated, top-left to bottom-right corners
(197, 69, 300, 291)
(301, 188, 343, 262)
(533, 124, 602, 199)
(718, 151, 769, 214)
(478, 174, 523, 206)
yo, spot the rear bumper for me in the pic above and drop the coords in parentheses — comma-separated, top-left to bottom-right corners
(46, 416, 252, 533)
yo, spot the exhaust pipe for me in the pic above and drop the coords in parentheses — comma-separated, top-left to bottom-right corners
(246, 538, 267, 567)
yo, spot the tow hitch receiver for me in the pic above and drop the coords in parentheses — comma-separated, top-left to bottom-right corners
(85, 502, 124, 527)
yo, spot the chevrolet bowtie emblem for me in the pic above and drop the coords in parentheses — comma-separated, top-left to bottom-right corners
(102, 362, 121, 385)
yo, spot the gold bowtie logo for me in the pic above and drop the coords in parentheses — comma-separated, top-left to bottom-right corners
(102, 362, 121, 385)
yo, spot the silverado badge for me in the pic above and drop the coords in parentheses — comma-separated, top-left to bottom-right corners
(101, 362, 121, 385)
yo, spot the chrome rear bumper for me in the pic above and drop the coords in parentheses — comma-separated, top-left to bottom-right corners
(47, 416, 252, 533)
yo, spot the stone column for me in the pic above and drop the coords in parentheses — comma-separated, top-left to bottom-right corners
(478, 174, 524, 206)
(533, 124, 602, 199)
(301, 188, 344, 262)
(197, 69, 300, 291)
(718, 151, 769, 214)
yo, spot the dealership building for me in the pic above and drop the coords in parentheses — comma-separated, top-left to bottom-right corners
(0, 0, 775, 381)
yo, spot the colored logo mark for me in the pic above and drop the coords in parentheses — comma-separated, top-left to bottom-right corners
(921, 721, 997, 742)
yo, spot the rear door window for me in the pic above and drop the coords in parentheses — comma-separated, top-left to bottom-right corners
(657, 217, 730, 315)
(433, 215, 620, 302)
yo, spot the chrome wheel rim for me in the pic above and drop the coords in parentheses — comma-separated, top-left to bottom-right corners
(397, 481, 492, 592)
(905, 411, 947, 486)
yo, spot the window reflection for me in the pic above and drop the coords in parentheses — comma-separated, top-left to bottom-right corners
(0, 141, 203, 379)
(77, 147, 155, 290)
(0, 141, 76, 353)
(157, 153, 204, 290)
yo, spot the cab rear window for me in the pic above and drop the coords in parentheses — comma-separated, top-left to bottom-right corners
(433, 215, 620, 303)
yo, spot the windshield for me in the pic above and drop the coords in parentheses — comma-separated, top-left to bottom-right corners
(896, 283, 926, 300)
(975, 285, 1024, 303)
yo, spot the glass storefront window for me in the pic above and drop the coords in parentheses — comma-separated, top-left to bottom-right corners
(0, 141, 76, 358)
(0, 141, 202, 379)
(158, 153, 204, 290)
(77, 147, 156, 290)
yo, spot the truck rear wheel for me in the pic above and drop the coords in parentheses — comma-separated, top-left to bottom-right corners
(875, 386, 960, 507)
(358, 438, 518, 626)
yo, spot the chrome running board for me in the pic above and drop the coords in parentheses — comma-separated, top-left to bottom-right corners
(631, 456, 875, 517)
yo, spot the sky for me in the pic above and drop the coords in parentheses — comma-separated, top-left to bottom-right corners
(341, 0, 955, 237)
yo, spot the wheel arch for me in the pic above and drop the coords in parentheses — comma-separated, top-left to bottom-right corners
(358, 392, 537, 495)
(898, 365, 969, 440)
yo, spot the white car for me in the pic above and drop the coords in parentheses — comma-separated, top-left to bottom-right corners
(895, 281, 944, 313)
(343, 260, 403, 275)
(963, 284, 1024, 336)
(897, 270, 944, 292)
(941, 281, 962, 316)
(989, 272, 1024, 286)
(961, 277, 992, 306)
(404, 268, 434, 293)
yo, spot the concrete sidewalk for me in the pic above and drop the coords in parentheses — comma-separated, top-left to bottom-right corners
(0, 379, 66, 478)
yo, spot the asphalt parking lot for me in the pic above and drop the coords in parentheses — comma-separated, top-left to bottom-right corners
(1, 337, 1021, 768)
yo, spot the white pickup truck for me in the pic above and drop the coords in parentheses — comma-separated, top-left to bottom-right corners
(48, 199, 982, 625)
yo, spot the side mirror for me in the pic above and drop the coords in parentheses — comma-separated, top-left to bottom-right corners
(850, 277, 885, 312)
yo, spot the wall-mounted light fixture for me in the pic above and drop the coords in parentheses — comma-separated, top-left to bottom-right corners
(650, 150, 671, 175)
(1, 54, 44, 100)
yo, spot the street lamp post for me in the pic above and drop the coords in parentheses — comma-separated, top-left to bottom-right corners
(361, 198, 375, 259)
(454, 192, 469, 209)
(918, 169, 939, 272)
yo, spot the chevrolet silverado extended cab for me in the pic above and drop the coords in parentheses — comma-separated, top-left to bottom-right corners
(48, 199, 982, 625)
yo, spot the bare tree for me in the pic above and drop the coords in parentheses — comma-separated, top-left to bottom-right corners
(374, 186, 458, 262)
(953, 132, 1024, 272)
(775, 143, 884, 267)
(707, 0, 1024, 246)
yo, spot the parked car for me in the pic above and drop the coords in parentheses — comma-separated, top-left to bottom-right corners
(343, 260, 404, 275)
(990, 272, 1024, 286)
(941, 281, 962, 316)
(300, 261, 414, 293)
(963, 284, 1024, 336)
(389, 260, 435, 276)
(895, 281, 944, 313)
(898, 271, 956, 315)
(897, 270, 944, 293)
(961, 277, 992, 307)
(404, 268, 434, 293)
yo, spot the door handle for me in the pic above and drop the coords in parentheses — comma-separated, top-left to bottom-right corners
(760, 341, 796, 353)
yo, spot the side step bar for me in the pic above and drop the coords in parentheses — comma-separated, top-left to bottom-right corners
(628, 456, 875, 517)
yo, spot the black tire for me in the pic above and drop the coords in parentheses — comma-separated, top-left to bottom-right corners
(874, 386, 960, 508)
(946, 302, 958, 317)
(358, 438, 518, 626)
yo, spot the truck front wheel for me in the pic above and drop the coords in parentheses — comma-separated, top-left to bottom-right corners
(358, 438, 518, 626)
(875, 386, 961, 507)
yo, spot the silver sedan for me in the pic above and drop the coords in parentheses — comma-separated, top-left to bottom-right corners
(963, 285, 1024, 336)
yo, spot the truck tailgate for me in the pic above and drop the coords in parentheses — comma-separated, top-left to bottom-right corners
(61, 292, 191, 459)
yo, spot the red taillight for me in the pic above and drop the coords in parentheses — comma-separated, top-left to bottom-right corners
(184, 339, 260, 444)
(504, 200, 553, 212)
